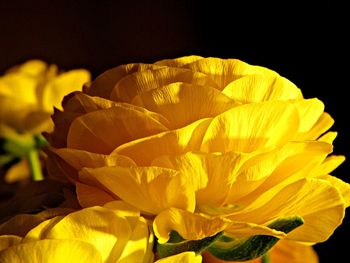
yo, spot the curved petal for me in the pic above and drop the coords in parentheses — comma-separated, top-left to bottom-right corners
(201, 101, 300, 153)
(229, 141, 332, 204)
(115, 118, 211, 165)
(85, 63, 163, 99)
(153, 208, 285, 244)
(0, 235, 21, 251)
(37, 206, 132, 262)
(80, 166, 195, 215)
(155, 55, 204, 67)
(110, 67, 217, 102)
(293, 98, 325, 133)
(54, 148, 136, 170)
(295, 112, 334, 140)
(228, 179, 345, 243)
(222, 74, 302, 103)
(67, 105, 168, 154)
(132, 82, 236, 129)
(184, 57, 279, 90)
(76, 183, 115, 207)
(41, 69, 90, 112)
(0, 239, 103, 263)
(153, 152, 249, 206)
(155, 251, 202, 263)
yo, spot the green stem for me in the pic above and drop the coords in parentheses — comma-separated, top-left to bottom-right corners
(28, 149, 43, 181)
(262, 253, 271, 263)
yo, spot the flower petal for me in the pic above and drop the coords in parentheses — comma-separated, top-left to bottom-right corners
(36, 206, 132, 262)
(201, 101, 300, 153)
(41, 69, 90, 112)
(295, 112, 334, 140)
(228, 178, 345, 243)
(0, 239, 103, 263)
(293, 98, 324, 133)
(76, 183, 115, 207)
(132, 82, 236, 129)
(155, 251, 202, 263)
(115, 118, 211, 165)
(110, 67, 217, 102)
(80, 166, 195, 214)
(117, 217, 150, 263)
(184, 57, 279, 90)
(155, 55, 204, 67)
(153, 208, 285, 244)
(222, 74, 302, 102)
(85, 63, 163, 99)
(67, 105, 168, 154)
(153, 152, 249, 206)
(0, 235, 21, 251)
(153, 208, 230, 244)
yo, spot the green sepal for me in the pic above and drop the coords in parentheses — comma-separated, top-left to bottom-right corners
(156, 231, 224, 258)
(1, 133, 48, 158)
(207, 216, 304, 261)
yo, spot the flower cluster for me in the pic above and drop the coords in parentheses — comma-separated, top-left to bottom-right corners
(0, 56, 349, 262)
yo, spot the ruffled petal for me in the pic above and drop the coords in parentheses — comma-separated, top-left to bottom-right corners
(85, 63, 163, 99)
(155, 55, 204, 67)
(132, 82, 235, 129)
(222, 74, 302, 102)
(155, 251, 202, 263)
(41, 69, 90, 112)
(80, 166, 195, 214)
(110, 67, 217, 102)
(153, 208, 285, 244)
(115, 118, 211, 165)
(228, 179, 345, 243)
(0, 239, 103, 263)
(67, 105, 168, 154)
(184, 57, 279, 90)
(201, 101, 300, 153)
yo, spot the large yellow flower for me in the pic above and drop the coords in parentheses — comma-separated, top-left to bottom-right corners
(0, 60, 90, 183)
(45, 56, 349, 260)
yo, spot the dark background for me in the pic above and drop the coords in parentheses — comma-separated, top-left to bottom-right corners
(0, 1, 348, 261)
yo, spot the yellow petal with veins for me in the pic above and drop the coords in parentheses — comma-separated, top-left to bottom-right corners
(115, 118, 211, 165)
(80, 166, 195, 214)
(132, 82, 236, 129)
(41, 69, 90, 112)
(67, 106, 168, 154)
(153, 208, 285, 244)
(155, 251, 202, 263)
(0, 239, 103, 263)
(222, 74, 301, 102)
(110, 67, 217, 102)
(155, 55, 204, 68)
(201, 101, 299, 153)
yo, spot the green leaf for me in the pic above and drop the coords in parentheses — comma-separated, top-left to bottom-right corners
(156, 231, 224, 258)
(207, 216, 304, 261)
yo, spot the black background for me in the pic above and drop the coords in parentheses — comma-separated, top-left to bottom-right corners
(0, 1, 349, 262)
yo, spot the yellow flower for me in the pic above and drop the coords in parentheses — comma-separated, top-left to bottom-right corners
(0, 60, 90, 134)
(0, 60, 90, 183)
(45, 56, 349, 259)
(0, 201, 153, 262)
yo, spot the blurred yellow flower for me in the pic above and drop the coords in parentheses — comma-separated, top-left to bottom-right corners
(0, 201, 153, 262)
(0, 60, 90, 183)
(0, 59, 90, 134)
(45, 56, 349, 260)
